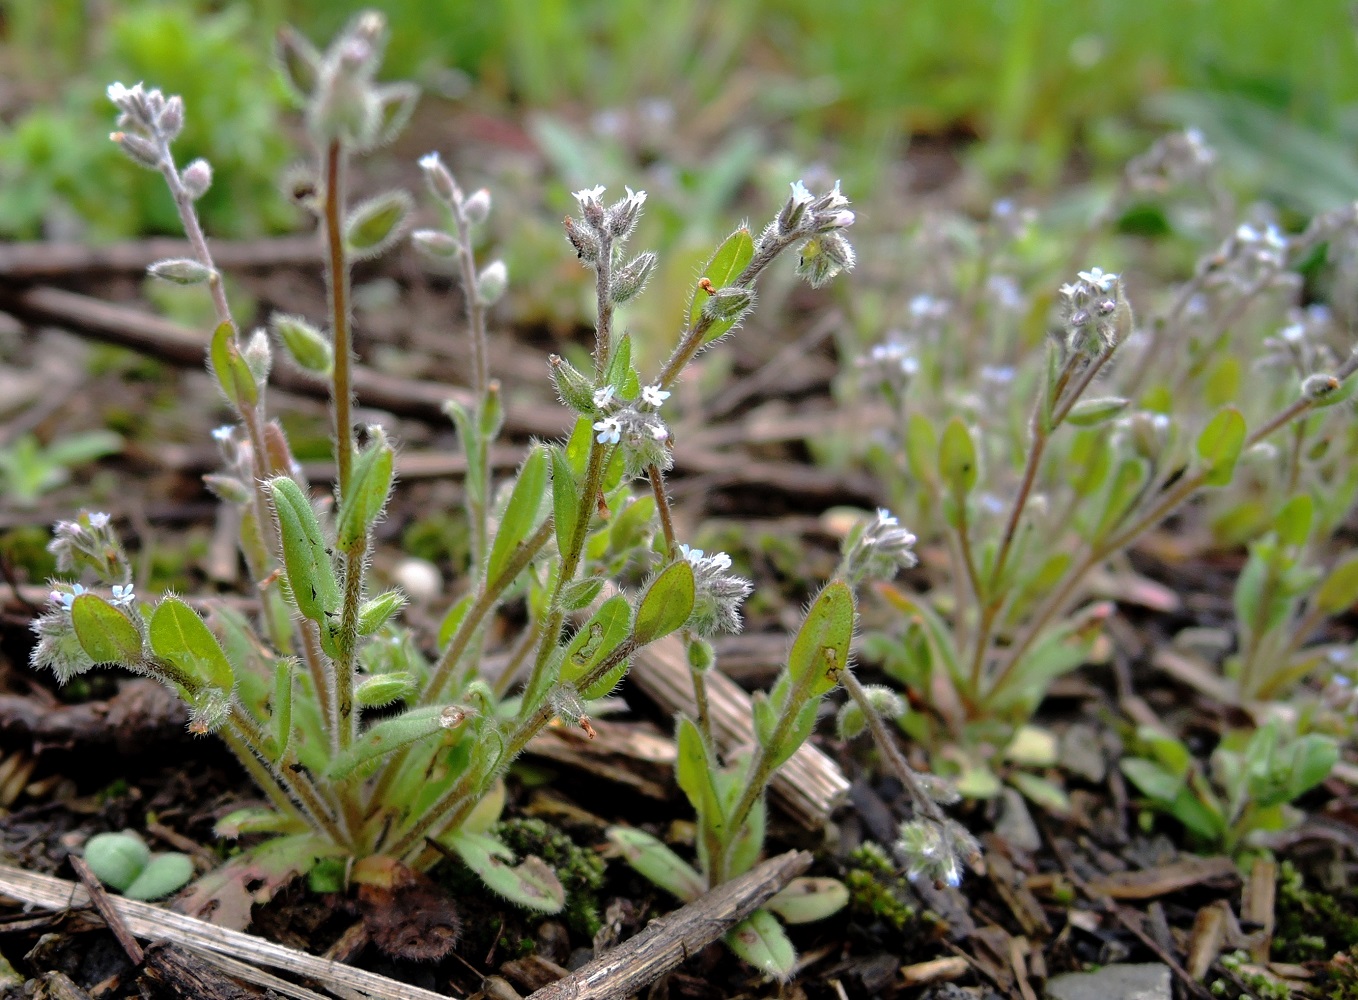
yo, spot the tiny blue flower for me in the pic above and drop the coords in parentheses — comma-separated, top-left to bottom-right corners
(88, 512, 111, 529)
(111, 584, 135, 607)
(592, 385, 616, 409)
(593, 416, 622, 445)
(641, 384, 671, 408)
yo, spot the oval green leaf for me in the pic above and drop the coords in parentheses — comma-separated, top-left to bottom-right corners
(70, 594, 143, 666)
(632, 560, 695, 646)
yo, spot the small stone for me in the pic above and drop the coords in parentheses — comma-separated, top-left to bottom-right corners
(1061, 724, 1107, 783)
(995, 787, 1042, 853)
(392, 557, 442, 602)
(1046, 963, 1171, 1000)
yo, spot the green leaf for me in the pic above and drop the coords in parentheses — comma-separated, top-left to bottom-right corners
(786, 581, 855, 701)
(604, 333, 639, 399)
(689, 228, 755, 345)
(209, 322, 259, 409)
(1274, 493, 1314, 549)
(70, 594, 143, 666)
(764, 877, 850, 924)
(438, 593, 473, 648)
(1285, 735, 1338, 800)
(904, 413, 938, 486)
(1008, 771, 1072, 816)
(632, 560, 695, 646)
(1065, 430, 1112, 498)
(550, 447, 580, 557)
(84, 831, 150, 892)
(725, 909, 796, 980)
(446, 831, 565, 913)
(1120, 757, 1185, 805)
(149, 597, 235, 692)
(123, 853, 194, 901)
(325, 704, 468, 781)
(1091, 457, 1146, 541)
(1196, 407, 1246, 487)
(344, 190, 413, 259)
(268, 476, 340, 623)
(1066, 396, 1130, 427)
(675, 717, 725, 838)
(269, 658, 294, 762)
(939, 417, 978, 497)
(336, 431, 395, 554)
(214, 808, 305, 839)
(1315, 552, 1358, 614)
(608, 495, 656, 555)
(605, 826, 705, 902)
(560, 595, 632, 686)
(486, 446, 548, 584)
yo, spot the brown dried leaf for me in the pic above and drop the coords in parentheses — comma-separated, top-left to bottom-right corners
(356, 863, 460, 962)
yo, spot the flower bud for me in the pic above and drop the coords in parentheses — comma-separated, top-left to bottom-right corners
(419, 152, 459, 206)
(564, 216, 601, 264)
(148, 258, 214, 285)
(270, 313, 333, 375)
(573, 185, 607, 230)
(611, 251, 656, 304)
(203, 474, 252, 505)
(701, 286, 755, 324)
(411, 228, 460, 259)
(796, 232, 855, 288)
(1302, 372, 1343, 403)
(111, 131, 162, 170)
(686, 637, 716, 674)
(548, 355, 596, 413)
(606, 186, 646, 239)
(243, 328, 273, 385)
(157, 95, 184, 139)
(476, 260, 508, 305)
(182, 159, 213, 200)
(462, 188, 491, 224)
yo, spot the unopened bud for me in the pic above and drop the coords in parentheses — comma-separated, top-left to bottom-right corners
(411, 229, 459, 259)
(203, 474, 252, 505)
(564, 216, 601, 264)
(1302, 372, 1343, 403)
(606, 187, 646, 239)
(111, 131, 162, 170)
(157, 95, 184, 139)
(182, 158, 213, 200)
(148, 257, 214, 285)
(548, 354, 595, 413)
(419, 152, 459, 206)
(701, 285, 754, 324)
(611, 251, 656, 304)
(796, 231, 856, 288)
(476, 260, 508, 305)
(686, 637, 715, 674)
(270, 313, 332, 374)
(243, 328, 273, 384)
(462, 188, 491, 224)
(777, 180, 813, 233)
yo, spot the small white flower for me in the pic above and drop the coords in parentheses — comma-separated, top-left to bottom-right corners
(680, 544, 704, 563)
(111, 584, 135, 607)
(418, 152, 442, 172)
(1077, 267, 1117, 291)
(592, 385, 615, 409)
(573, 184, 607, 206)
(709, 551, 732, 571)
(211, 425, 234, 443)
(623, 185, 646, 207)
(593, 416, 622, 445)
(88, 512, 110, 529)
(876, 509, 898, 527)
(641, 384, 670, 408)
(789, 180, 813, 205)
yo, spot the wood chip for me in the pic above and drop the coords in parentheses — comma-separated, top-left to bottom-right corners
(900, 956, 969, 987)
(1186, 902, 1229, 981)
(1241, 856, 1276, 961)
(1085, 856, 1239, 900)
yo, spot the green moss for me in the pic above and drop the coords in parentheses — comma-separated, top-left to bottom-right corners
(0, 525, 57, 581)
(1274, 862, 1358, 963)
(402, 512, 470, 568)
(846, 841, 917, 934)
(497, 818, 604, 938)
(1321, 947, 1358, 1000)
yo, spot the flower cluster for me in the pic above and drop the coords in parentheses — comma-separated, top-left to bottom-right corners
(893, 816, 983, 889)
(680, 544, 753, 636)
(1126, 127, 1217, 192)
(1058, 267, 1125, 354)
(1205, 221, 1292, 292)
(841, 509, 918, 585)
(48, 511, 129, 582)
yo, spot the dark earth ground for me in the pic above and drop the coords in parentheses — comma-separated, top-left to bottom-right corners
(0, 105, 1356, 1000)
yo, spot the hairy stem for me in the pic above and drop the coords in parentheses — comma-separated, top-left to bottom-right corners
(323, 139, 354, 496)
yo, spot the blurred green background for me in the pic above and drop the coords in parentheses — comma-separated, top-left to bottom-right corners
(1, 0, 1356, 242)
